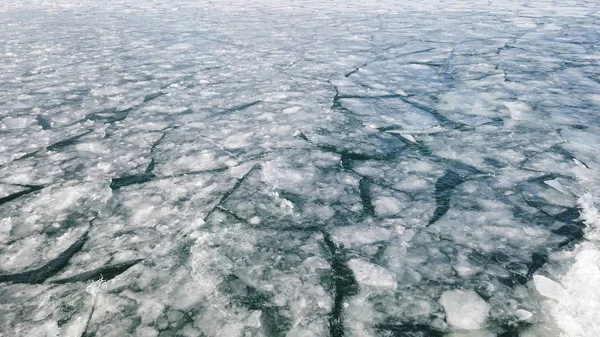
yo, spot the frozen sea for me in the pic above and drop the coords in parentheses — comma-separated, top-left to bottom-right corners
(1, 0, 600, 336)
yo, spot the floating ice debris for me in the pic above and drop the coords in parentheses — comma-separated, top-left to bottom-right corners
(348, 259, 397, 291)
(515, 309, 534, 322)
(533, 275, 564, 300)
(446, 331, 495, 337)
(504, 101, 531, 120)
(439, 290, 491, 330)
(385, 126, 448, 135)
(400, 133, 417, 143)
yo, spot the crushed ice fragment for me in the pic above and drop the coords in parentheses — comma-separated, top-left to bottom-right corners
(439, 289, 490, 330)
(504, 101, 530, 120)
(533, 275, 564, 300)
(515, 309, 533, 322)
(348, 259, 397, 291)
(446, 331, 495, 337)
(400, 134, 417, 143)
(374, 196, 403, 218)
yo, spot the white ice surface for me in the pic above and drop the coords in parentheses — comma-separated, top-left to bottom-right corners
(535, 189, 600, 337)
(439, 290, 491, 330)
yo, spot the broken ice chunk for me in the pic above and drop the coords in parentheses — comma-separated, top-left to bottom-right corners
(374, 196, 406, 218)
(348, 259, 397, 291)
(504, 101, 531, 120)
(399, 133, 417, 143)
(446, 331, 495, 337)
(439, 289, 490, 330)
(515, 309, 534, 322)
(331, 225, 391, 247)
(533, 275, 564, 300)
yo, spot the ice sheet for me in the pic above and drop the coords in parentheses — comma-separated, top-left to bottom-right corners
(1, 0, 599, 336)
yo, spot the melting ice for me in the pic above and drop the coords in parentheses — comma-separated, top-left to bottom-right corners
(1, 0, 600, 336)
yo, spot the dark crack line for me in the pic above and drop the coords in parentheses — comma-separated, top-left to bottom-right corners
(51, 259, 142, 283)
(167, 166, 230, 178)
(215, 205, 251, 224)
(428, 171, 467, 226)
(83, 108, 131, 125)
(322, 232, 359, 337)
(12, 150, 41, 162)
(36, 115, 52, 130)
(81, 298, 97, 337)
(150, 131, 169, 156)
(203, 163, 260, 221)
(398, 96, 469, 130)
(0, 229, 90, 284)
(143, 91, 164, 103)
(109, 173, 155, 190)
(110, 167, 229, 191)
(438, 236, 548, 287)
(519, 189, 586, 248)
(207, 100, 262, 120)
(440, 48, 455, 84)
(0, 184, 44, 206)
(46, 130, 93, 152)
(358, 177, 375, 219)
(384, 130, 483, 176)
(109, 131, 167, 190)
(520, 142, 591, 170)
(297, 132, 389, 162)
(109, 157, 159, 190)
(216, 205, 322, 232)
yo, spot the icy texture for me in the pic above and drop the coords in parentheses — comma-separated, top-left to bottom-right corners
(439, 290, 490, 330)
(1, 0, 600, 336)
(533, 275, 564, 300)
(532, 191, 600, 337)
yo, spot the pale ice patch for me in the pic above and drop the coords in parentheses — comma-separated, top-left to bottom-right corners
(260, 161, 298, 215)
(75, 142, 110, 154)
(446, 331, 495, 337)
(393, 177, 429, 191)
(265, 189, 295, 216)
(29, 184, 97, 212)
(26, 321, 61, 337)
(439, 289, 490, 330)
(331, 225, 391, 247)
(399, 133, 417, 143)
(374, 196, 404, 217)
(90, 86, 126, 96)
(533, 275, 564, 300)
(222, 132, 252, 150)
(0, 116, 34, 129)
(163, 150, 224, 175)
(137, 299, 165, 325)
(504, 101, 531, 121)
(348, 259, 397, 291)
(136, 326, 159, 337)
(343, 292, 378, 337)
(166, 43, 194, 50)
(283, 106, 302, 114)
(261, 160, 307, 187)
